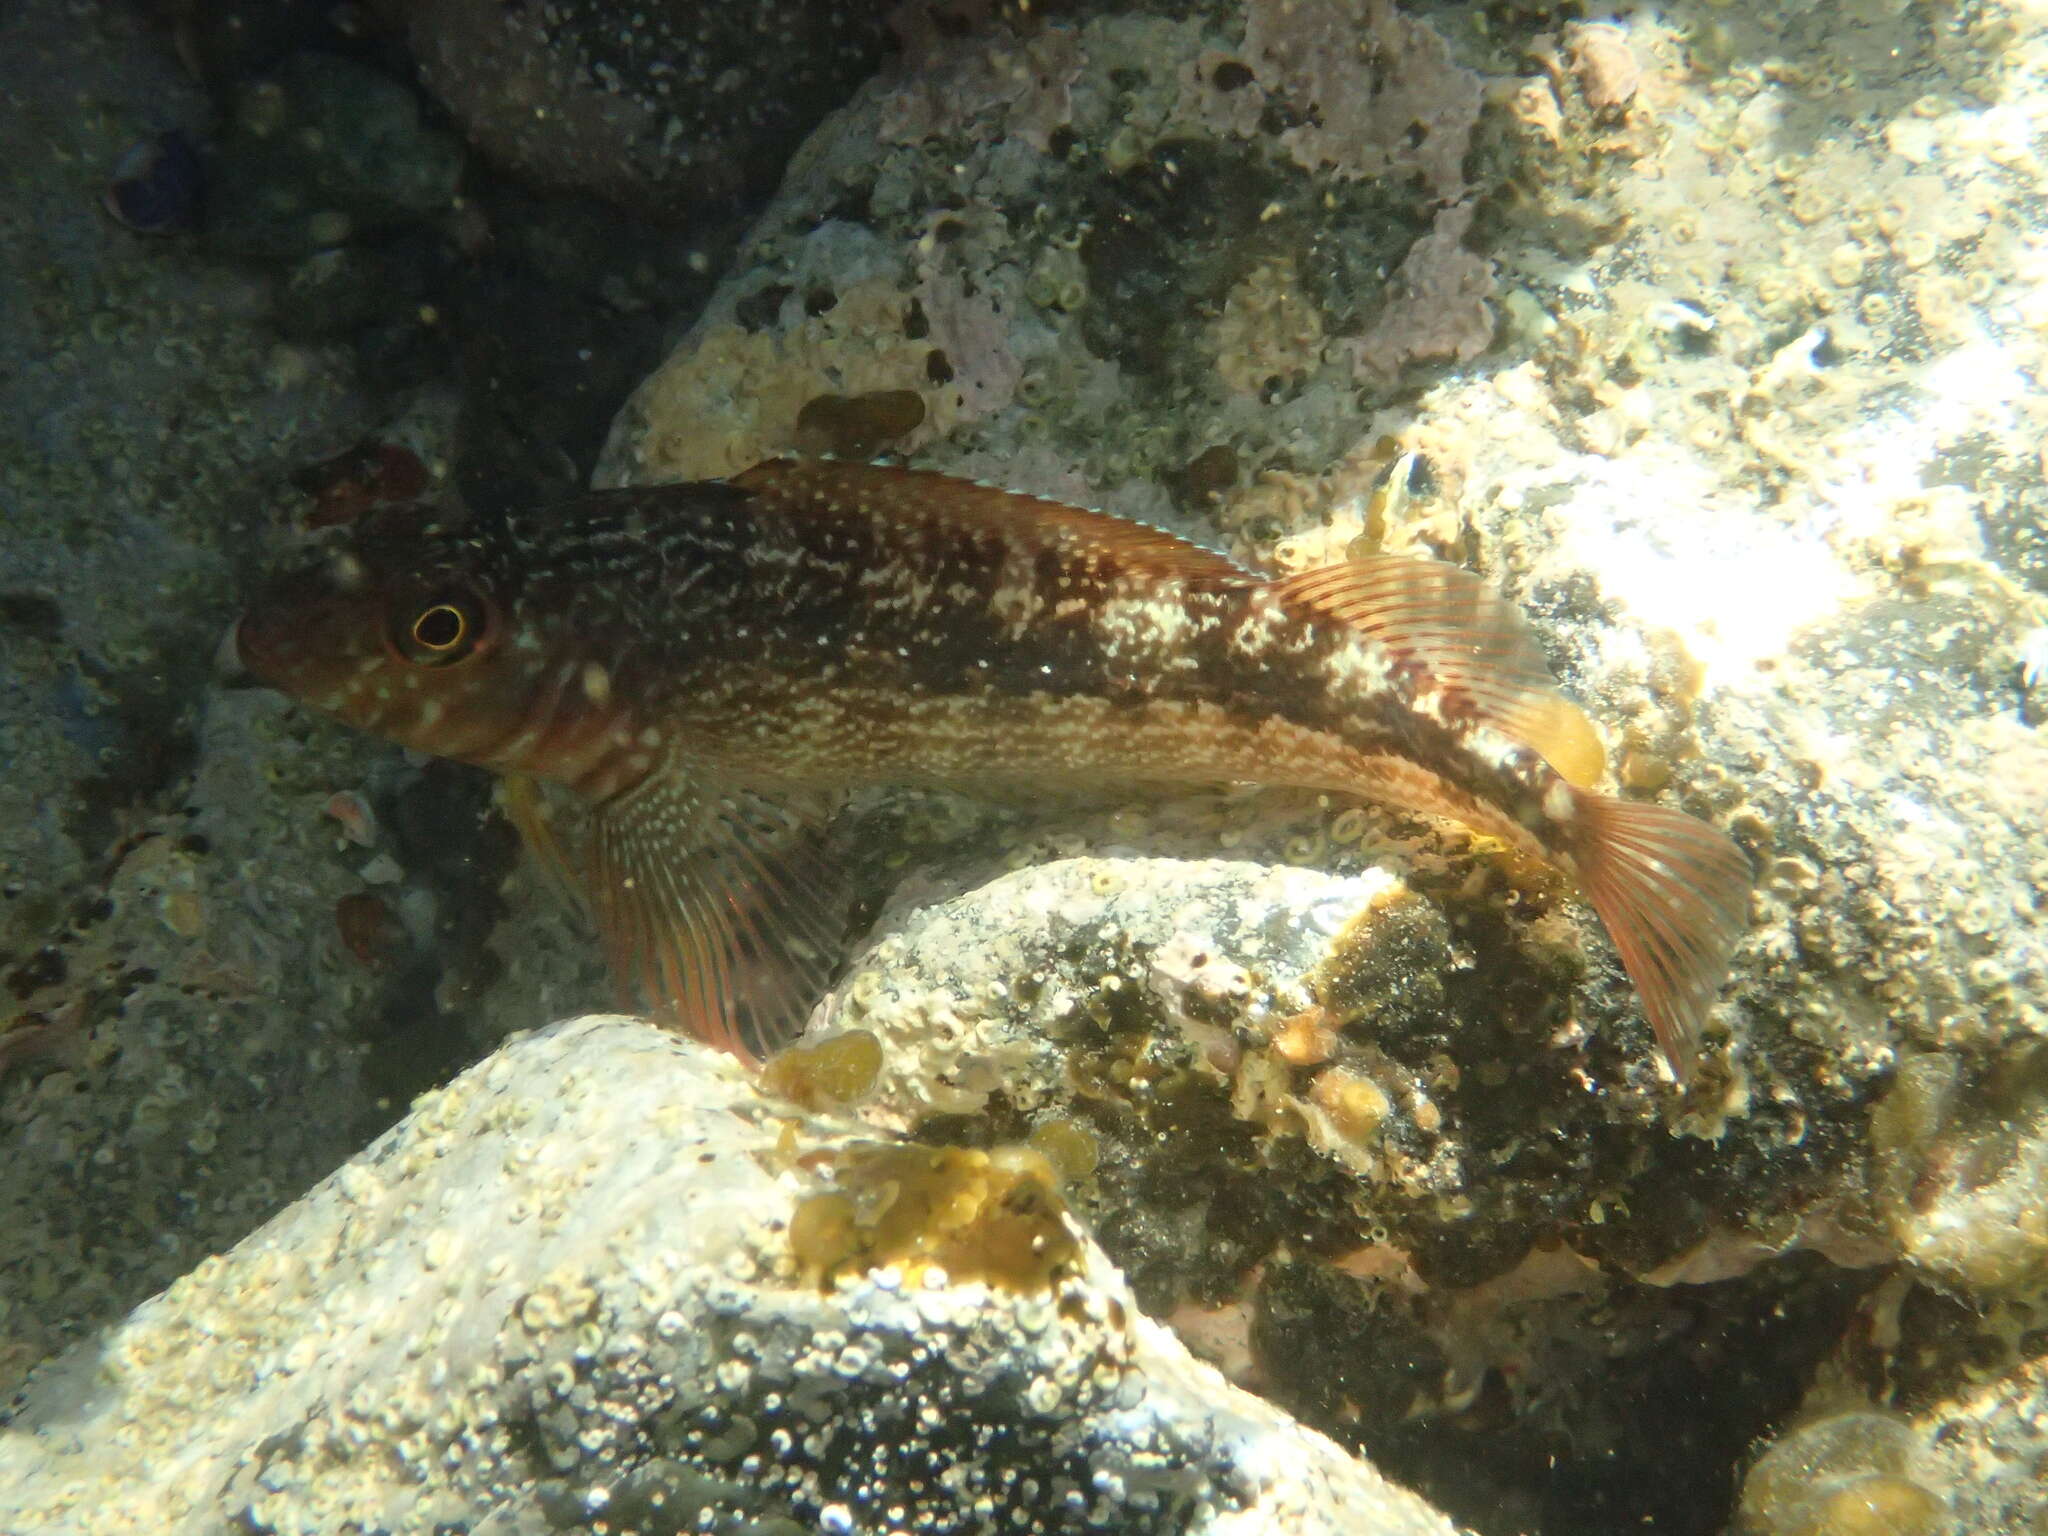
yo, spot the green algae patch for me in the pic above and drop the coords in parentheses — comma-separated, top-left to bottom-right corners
(788, 1144, 1078, 1293)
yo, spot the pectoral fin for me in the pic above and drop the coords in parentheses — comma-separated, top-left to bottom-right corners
(586, 765, 850, 1064)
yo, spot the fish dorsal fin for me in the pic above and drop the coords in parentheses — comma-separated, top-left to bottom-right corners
(731, 458, 1254, 584)
(1268, 555, 1607, 788)
(585, 765, 849, 1065)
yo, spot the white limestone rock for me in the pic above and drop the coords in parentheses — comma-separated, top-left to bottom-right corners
(0, 1015, 1458, 1536)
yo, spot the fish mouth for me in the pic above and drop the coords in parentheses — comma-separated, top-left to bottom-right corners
(230, 563, 388, 696)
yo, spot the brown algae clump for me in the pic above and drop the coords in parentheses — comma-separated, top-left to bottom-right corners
(788, 1144, 1078, 1292)
(761, 1030, 883, 1111)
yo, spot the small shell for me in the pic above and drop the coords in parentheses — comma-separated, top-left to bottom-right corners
(324, 790, 379, 847)
(104, 130, 203, 235)
(1565, 23, 1642, 114)
(335, 892, 406, 969)
(793, 390, 927, 460)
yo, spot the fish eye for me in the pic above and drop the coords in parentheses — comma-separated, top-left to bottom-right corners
(393, 586, 491, 666)
(413, 603, 467, 650)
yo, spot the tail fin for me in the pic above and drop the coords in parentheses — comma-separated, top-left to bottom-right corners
(1571, 790, 1753, 1080)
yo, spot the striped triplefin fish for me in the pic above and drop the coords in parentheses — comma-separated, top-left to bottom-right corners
(232, 458, 1751, 1075)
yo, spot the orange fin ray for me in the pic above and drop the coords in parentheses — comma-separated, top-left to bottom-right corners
(732, 458, 1255, 584)
(587, 768, 849, 1065)
(1269, 555, 1607, 787)
(495, 773, 592, 917)
(1570, 790, 1753, 1079)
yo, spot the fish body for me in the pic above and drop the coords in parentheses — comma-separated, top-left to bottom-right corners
(235, 459, 1750, 1072)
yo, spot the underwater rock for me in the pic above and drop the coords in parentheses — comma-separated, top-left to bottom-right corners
(204, 51, 461, 260)
(0, 1017, 1461, 1536)
(596, 0, 1489, 487)
(384, 0, 895, 215)
(808, 850, 1476, 1289)
(578, 3, 2048, 1527)
(1735, 1411, 1949, 1536)
(1908, 1348, 2048, 1534)
(826, 857, 1432, 1130)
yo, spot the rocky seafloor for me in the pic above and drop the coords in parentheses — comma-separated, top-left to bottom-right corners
(4, 1, 2047, 1533)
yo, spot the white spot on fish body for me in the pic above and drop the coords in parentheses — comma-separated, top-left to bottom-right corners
(1094, 594, 1196, 662)
(1322, 641, 1395, 699)
(1229, 596, 1288, 658)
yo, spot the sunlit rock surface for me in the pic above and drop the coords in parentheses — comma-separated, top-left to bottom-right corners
(7, 0, 2048, 1531)
(0, 1017, 1455, 1536)
(587, 2, 2048, 1528)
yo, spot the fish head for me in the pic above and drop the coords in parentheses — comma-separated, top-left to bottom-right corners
(232, 516, 577, 773)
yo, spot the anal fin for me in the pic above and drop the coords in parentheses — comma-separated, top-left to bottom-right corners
(1569, 789, 1753, 1080)
(587, 764, 850, 1065)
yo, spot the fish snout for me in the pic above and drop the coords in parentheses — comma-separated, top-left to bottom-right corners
(227, 593, 353, 695)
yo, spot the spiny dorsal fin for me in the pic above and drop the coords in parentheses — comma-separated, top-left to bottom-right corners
(732, 458, 1255, 584)
(1268, 554, 1607, 788)
(585, 766, 849, 1065)
(1567, 789, 1753, 1079)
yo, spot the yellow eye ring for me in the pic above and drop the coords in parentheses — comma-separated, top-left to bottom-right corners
(411, 603, 467, 652)
(392, 586, 492, 666)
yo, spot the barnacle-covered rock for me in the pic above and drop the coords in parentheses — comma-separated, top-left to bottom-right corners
(0, 1017, 1460, 1536)
(598, 0, 1491, 490)
(797, 846, 1888, 1530)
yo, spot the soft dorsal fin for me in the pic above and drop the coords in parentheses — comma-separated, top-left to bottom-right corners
(1268, 554, 1607, 788)
(731, 458, 1255, 584)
